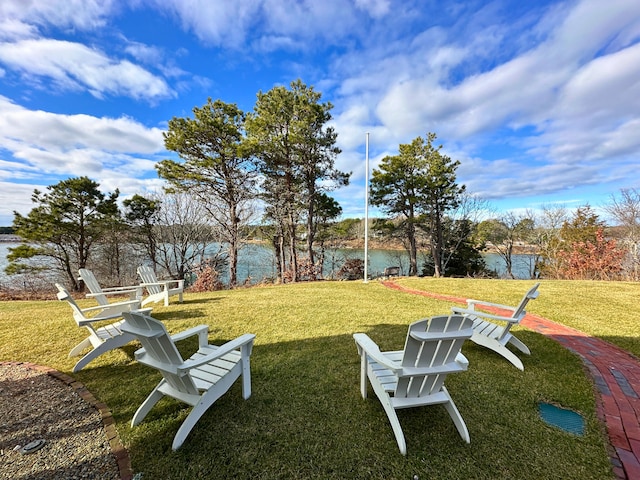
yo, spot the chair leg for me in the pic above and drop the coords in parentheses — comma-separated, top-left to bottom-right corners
(359, 354, 368, 399)
(508, 336, 530, 355)
(172, 398, 215, 450)
(69, 337, 91, 358)
(171, 374, 238, 450)
(441, 387, 470, 443)
(379, 396, 407, 455)
(71, 333, 135, 373)
(241, 358, 252, 400)
(471, 332, 525, 370)
(132, 386, 165, 426)
(368, 370, 407, 455)
(72, 340, 115, 373)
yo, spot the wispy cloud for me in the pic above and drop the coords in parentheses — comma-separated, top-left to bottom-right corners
(0, 38, 174, 101)
(0, 0, 114, 33)
(0, 96, 165, 190)
(324, 0, 640, 213)
(0, 0, 638, 224)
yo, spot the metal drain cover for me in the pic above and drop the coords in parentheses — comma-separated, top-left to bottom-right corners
(538, 402, 584, 436)
(20, 439, 46, 454)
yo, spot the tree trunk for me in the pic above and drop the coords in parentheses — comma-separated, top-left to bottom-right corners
(306, 205, 316, 280)
(432, 210, 443, 278)
(228, 209, 239, 287)
(287, 214, 298, 282)
(408, 220, 418, 276)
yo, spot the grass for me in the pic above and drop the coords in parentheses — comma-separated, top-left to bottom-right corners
(395, 277, 640, 358)
(0, 279, 621, 479)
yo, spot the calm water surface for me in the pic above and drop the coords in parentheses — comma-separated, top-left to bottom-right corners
(0, 242, 534, 283)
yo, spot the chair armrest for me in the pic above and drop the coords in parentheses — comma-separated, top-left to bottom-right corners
(170, 325, 209, 347)
(466, 299, 517, 313)
(76, 301, 146, 326)
(409, 328, 474, 342)
(451, 306, 523, 323)
(80, 299, 140, 313)
(100, 285, 141, 293)
(400, 360, 468, 377)
(353, 333, 401, 374)
(87, 287, 141, 298)
(179, 333, 256, 372)
(141, 279, 183, 288)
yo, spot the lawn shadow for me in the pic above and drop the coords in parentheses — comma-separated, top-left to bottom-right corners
(74, 323, 612, 480)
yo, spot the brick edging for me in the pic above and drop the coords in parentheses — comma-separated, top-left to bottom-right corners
(381, 280, 639, 480)
(1, 361, 133, 480)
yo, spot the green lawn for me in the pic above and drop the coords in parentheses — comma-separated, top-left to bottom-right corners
(395, 278, 640, 358)
(0, 279, 621, 479)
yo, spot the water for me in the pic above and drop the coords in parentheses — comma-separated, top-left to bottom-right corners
(0, 242, 534, 283)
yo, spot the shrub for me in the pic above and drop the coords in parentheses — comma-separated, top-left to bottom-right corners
(190, 259, 224, 291)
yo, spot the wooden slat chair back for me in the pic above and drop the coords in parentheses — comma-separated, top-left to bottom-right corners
(78, 268, 142, 307)
(451, 283, 540, 371)
(121, 310, 256, 450)
(354, 314, 474, 455)
(55, 283, 142, 373)
(137, 265, 184, 307)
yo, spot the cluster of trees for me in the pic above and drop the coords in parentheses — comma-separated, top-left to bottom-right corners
(6, 177, 209, 291)
(157, 80, 348, 286)
(5, 77, 639, 291)
(5, 80, 350, 290)
(469, 199, 639, 281)
(368, 132, 483, 278)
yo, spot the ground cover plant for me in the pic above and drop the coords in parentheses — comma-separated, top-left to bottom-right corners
(0, 280, 617, 479)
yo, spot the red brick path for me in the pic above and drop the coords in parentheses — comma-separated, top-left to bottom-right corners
(382, 281, 640, 480)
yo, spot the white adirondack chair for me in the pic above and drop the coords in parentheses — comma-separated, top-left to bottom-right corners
(451, 283, 540, 371)
(56, 283, 148, 373)
(121, 310, 256, 450)
(353, 314, 474, 455)
(137, 265, 184, 307)
(79, 268, 142, 306)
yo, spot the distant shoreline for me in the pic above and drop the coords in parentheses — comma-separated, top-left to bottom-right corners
(0, 235, 21, 243)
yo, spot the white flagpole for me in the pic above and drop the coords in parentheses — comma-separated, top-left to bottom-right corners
(364, 132, 369, 283)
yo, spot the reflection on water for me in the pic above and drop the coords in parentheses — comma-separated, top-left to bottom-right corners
(0, 242, 534, 284)
(231, 244, 534, 282)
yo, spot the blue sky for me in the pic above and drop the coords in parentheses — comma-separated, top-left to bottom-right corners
(0, 0, 639, 226)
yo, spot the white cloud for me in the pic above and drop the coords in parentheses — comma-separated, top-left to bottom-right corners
(0, 181, 47, 224)
(0, 38, 174, 101)
(0, 0, 115, 31)
(152, 0, 262, 47)
(152, 0, 398, 50)
(325, 0, 640, 211)
(0, 96, 169, 223)
(1, 0, 638, 223)
(354, 0, 391, 18)
(557, 43, 640, 123)
(0, 96, 165, 190)
(0, 19, 39, 41)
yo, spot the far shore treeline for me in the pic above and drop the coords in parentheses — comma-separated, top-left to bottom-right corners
(3, 81, 639, 295)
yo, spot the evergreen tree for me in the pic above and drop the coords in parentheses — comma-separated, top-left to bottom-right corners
(8, 177, 120, 290)
(370, 133, 464, 277)
(158, 99, 257, 287)
(245, 79, 348, 282)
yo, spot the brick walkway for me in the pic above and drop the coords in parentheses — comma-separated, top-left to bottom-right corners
(382, 281, 640, 480)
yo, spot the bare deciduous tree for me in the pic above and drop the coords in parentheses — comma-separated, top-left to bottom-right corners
(152, 192, 219, 281)
(605, 188, 640, 280)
